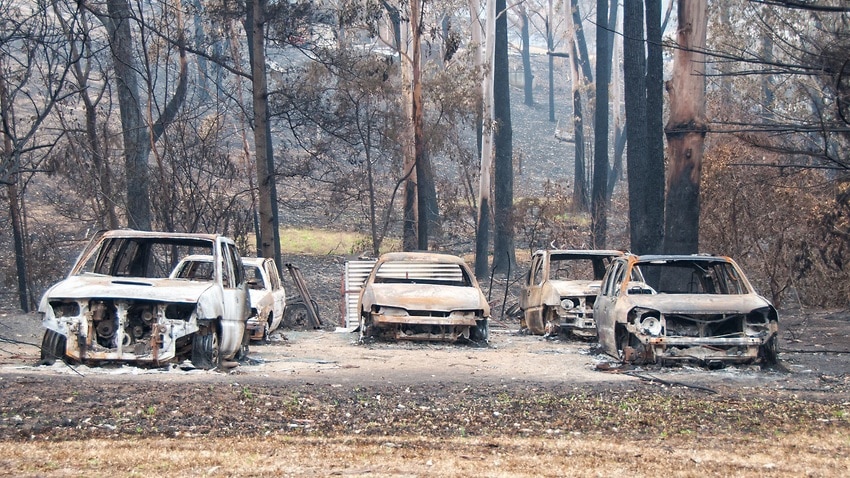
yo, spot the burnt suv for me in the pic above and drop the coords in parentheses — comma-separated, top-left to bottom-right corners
(594, 254, 779, 367)
(38, 230, 250, 369)
(519, 249, 623, 337)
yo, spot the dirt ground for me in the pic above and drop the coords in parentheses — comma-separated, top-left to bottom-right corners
(0, 306, 849, 477)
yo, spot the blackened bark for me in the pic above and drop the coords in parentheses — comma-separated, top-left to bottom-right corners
(591, 0, 611, 248)
(624, 1, 650, 253)
(644, 0, 666, 254)
(246, 0, 281, 266)
(492, 0, 515, 274)
(571, 0, 594, 83)
(663, 0, 708, 255)
(106, 0, 150, 230)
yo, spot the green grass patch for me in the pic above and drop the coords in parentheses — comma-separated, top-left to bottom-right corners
(279, 228, 369, 255)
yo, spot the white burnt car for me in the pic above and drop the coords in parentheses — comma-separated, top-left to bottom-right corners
(519, 249, 622, 337)
(242, 257, 286, 341)
(594, 254, 779, 367)
(38, 230, 250, 369)
(170, 255, 285, 342)
(358, 252, 490, 343)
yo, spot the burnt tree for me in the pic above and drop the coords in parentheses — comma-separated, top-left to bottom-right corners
(492, 0, 515, 274)
(663, 0, 708, 255)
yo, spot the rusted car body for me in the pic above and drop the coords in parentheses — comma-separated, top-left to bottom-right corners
(519, 249, 623, 337)
(594, 254, 779, 367)
(38, 230, 250, 369)
(358, 252, 490, 343)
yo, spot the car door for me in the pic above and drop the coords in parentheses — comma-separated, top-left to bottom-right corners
(263, 259, 286, 331)
(521, 252, 547, 333)
(594, 259, 626, 353)
(218, 241, 249, 356)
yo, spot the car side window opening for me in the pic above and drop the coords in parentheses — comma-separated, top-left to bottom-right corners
(245, 265, 264, 289)
(221, 244, 244, 288)
(531, 255, 543, 285)
(612, 262, 628, 295)
(601, 261, 622, 296)
(267, 264, 281, 290)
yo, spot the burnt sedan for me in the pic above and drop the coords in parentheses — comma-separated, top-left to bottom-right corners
(358, 252, 490, 343)
(594, 254, 778, 367)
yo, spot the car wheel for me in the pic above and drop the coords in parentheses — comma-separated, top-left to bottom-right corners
(359, 313, 375, 342)
(260, 319, 270, 343)
(39, 330, 66, 366)
(470, 319, 489, 343)
(760, 332, 779, 366)
(283, 302, 311, 330)
(191, 327, 221, 370)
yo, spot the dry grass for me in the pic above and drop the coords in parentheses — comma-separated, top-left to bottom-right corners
(1, 431, 848, 477)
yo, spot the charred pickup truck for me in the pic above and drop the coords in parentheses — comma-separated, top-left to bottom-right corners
(38, 229, 250, 369)
(358, 252, 490, 343)
(594, 254, 779, 367)
(519, 249, 623, 338)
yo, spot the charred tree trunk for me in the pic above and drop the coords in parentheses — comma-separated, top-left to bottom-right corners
(246, 0, 281, 265)
(474, 0, 495, 278)
(624, 1, 651, 254)
(1, 75, 29, 311)
(492, 0, 515, 274)
(546, 12, 555, 122)
(644, 0, 666, 254)
(567, 0, 590, 211)
(105, 0, 151, 230)
(663, 0, 708, 255)
(411, 0, 428, 250)
(570, 0, 594, 83)
(591, 0, 611, 248)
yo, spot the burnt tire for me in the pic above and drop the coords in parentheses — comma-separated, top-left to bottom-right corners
(191, 327, 221, 370)
(760, 333, 779, 366)
(470, 319, 490, 343)
(359, 313, 374, 342)
(39, 330, 66, 366)
(283, 302, 313, 330)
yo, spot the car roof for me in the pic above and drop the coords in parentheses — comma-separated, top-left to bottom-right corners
(242, 257, 268, 266)
(95, 229, 225, 242)
(377, 251, 467, 265)
(627, 254, 733, 263)
(537, 249, 623, 257)
(180, 254, 214, 263)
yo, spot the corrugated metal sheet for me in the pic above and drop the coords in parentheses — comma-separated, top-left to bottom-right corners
(374, 263, 464, 281)
(343, 260, 376, 328)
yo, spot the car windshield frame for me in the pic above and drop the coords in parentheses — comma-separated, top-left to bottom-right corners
(634, 259, 749, 295)
(76, 236, 216, 279)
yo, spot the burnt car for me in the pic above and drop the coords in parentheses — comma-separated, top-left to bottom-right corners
(594, 254, 779, 367)
(171, 255, 286, 342)
(358, 252, 490, 343)
(38, 229, 250, 369)
(242, 257, 286, 341)
(519, 249, 623, 337)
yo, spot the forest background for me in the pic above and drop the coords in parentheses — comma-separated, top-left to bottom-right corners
(1, 0, 848, 316)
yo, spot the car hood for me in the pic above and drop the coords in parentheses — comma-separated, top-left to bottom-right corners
(551, 280, 601, 297)
(629, 293, 771, 315)
(45, 274, 213, 303)
(368, 283, 485, 311)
